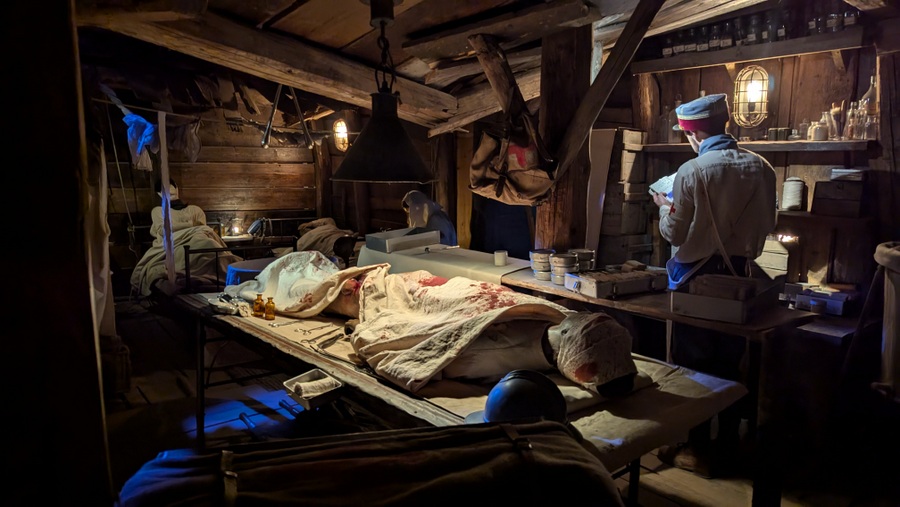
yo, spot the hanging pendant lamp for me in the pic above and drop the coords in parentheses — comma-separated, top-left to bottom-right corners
(331, 0, 434, 184)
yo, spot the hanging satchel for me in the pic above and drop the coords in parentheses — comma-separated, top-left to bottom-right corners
(469, 109, 557, 206)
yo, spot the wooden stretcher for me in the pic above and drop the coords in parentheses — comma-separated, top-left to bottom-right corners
(172, 292, 748, 500)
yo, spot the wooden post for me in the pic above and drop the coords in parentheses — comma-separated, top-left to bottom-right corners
(433, 133, 457, 230)
(553, 0, 667, 181)
(534, 25, 595, 251)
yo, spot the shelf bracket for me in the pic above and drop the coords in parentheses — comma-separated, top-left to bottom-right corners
(831, 50, 849, 74)
(724, 62, 741, 81)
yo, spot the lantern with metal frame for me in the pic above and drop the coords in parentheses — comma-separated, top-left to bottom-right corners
(733, 65, 770, 128)
(331, 0, 433, 184)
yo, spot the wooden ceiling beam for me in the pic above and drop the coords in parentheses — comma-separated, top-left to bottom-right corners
(844, 0, 900, 11)
(403, 0, 603, 64)
(76, 10, 457, 127)
(74, 0, 208, 25)
(597, 0, 767, 47)
(428, 68, 541, 137)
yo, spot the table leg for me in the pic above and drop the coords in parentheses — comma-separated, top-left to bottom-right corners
(751, 328, 787, 507)
(195, 319, 206, 450)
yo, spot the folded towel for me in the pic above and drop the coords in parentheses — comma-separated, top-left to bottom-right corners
(291, 377, 341, 398)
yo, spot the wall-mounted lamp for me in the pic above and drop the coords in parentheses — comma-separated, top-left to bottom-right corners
(733, 65, 770, 128)
(332, 118, 350, 152)
(330, 0, 434, 184)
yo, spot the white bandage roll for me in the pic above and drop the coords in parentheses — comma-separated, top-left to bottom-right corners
(494, 250, 508, 266)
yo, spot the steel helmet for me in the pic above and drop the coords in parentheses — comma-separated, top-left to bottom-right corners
(465, 370, 567, 424)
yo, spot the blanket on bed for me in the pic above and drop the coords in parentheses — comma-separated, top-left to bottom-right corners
(130, 225, 241, 297)
(224, 251, 386, 319)
(351, 269, 573, 392)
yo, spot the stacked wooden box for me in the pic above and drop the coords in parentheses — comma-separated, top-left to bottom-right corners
(811, 180, 865, 217)
(597, 129, 653, 266)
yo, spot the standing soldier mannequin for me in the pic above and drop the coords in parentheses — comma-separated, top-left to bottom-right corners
(651, 94, 776, 478)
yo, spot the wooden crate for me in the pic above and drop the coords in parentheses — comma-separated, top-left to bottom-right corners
(596, 233, 653, 266)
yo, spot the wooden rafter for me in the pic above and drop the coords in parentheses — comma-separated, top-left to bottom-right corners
(75, 8, 457, 128)
(402, 0, 603, 64)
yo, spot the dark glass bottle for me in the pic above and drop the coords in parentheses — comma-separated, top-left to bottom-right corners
(709, 24, 721, 50)
(264, 297, 276, 321)
(734, 17, 745, 46)
(720, 21, 734, 49)
(662, 34, 674, 58)
(844, 8, 860, 28)
(252, 293, 264, 318)
(761, 12, 772, 43)
(808, 3, 823, 35)
(673, 30, 685, 55)
(746, 14, 761, 45)
(697, 26, 710, 52)
(684, 28, 697, 52)
(776, 9, 788, 41)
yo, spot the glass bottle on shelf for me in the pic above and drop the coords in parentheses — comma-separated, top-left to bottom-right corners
(808, 3, 823, 35)
(819, 111, 834, 141)
(746, 14, 761, 45)
(826, 12, 843, 33)
(844, 8, 860, 28)
(684, 28, 698, 52)
(761, 12, 773, 43)
(776, 9, 788, 41)
(734, 17, 745, 46)
(668, 95, 683, 144)
(662, 35, 674, 58)
(658, 105, 672, 143)
(673, 31, 685, 55)
(252, 293, 264, 318)
(720, 21, 735, 49)
(860, 75, 877, 116)
(264, 297, 276, 321)
(709, 24, 721, 50)
(842, 101, 856, 140)
(864, 115, 879, 140)
(697, 26, 710, 52)
(798, 118, 810, 140)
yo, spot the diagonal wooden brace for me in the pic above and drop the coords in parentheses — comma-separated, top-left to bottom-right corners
(554, 0, 666, 182)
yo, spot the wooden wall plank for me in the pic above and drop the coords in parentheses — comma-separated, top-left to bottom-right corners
(169, 145, 315, 163)
(189, 188, 316, 211)
(176, 162, 316, 188)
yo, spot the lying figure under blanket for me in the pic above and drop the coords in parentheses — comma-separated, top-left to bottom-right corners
(131, 179, 241, 297)
(225, 251, 637, 396)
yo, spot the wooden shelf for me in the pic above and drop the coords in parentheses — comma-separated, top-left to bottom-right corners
(631, 25, 867, 75)
(777, 210, 873, 226)
(624, 140, 875, 153)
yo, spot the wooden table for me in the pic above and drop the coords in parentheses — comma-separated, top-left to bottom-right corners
(501, 267, 818, 507)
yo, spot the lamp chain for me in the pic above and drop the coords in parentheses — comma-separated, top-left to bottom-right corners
(375, 21, 396, 94)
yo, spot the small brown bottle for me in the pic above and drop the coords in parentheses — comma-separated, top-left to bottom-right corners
(252, 294, 264, 318)
(264, 297, 276, 321)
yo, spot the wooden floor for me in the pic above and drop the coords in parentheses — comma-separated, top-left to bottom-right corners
(106, 299, 899, 506)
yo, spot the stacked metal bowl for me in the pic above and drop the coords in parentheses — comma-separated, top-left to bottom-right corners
(529, 249, 555, 281)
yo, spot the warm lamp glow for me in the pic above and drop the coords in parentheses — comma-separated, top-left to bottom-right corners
(734, 65, 769, 128)
(746, 80, 763, 103)
(332, 118, 349, 152)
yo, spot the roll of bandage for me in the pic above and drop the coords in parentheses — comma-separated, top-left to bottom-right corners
(782, 177, 805, 211)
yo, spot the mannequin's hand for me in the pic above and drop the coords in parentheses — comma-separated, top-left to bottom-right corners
(652, 192, 673, 208)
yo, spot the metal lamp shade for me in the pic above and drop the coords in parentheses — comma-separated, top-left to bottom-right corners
(331, 91, 434, 184)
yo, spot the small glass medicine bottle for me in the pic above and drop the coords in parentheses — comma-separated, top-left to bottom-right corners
(746, 14, 761, 45)
(252, 293, 265, 318)
(264, 297, 276, 321)
(720, 21, 734, 48)
(684, 28, 698, 52)
(709, 24, 721, 50)
(662, 35, 674, 58)
(697, 26, 710, 52)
